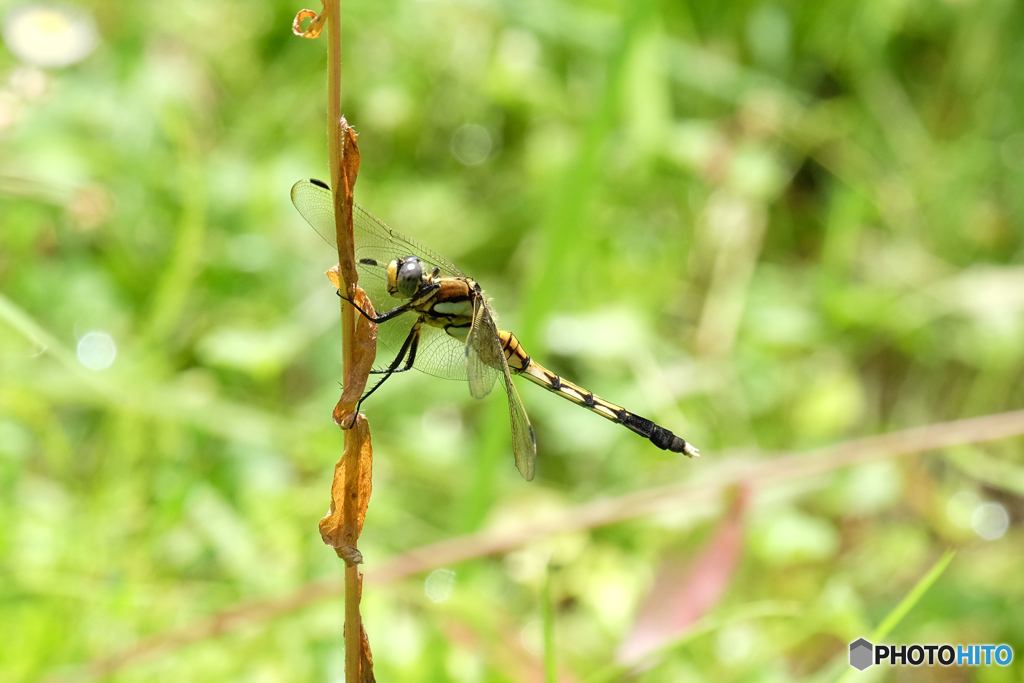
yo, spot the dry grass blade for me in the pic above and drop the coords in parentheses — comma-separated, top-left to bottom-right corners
(42, 409, 1024, 683)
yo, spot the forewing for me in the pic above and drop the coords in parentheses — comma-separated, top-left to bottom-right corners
(290, 179, 337, 247)
(352, 203, 463, 279)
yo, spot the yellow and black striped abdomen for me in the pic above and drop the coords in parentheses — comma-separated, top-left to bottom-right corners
(497, 331, 698, 457)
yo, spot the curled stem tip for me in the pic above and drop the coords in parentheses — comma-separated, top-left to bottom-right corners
(292, 6, 327, 39)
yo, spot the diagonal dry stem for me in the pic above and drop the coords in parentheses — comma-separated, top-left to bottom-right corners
(43, 409, 1024, 683)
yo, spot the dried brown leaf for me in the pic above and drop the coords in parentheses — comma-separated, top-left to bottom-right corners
(332, 285, 377, 426)
(292, 7, 326, 38)
(360, 620, 375, 682)
(326, 263, 342, 292)
(319, 414, 373, 550)
(333, 119, 361, 290)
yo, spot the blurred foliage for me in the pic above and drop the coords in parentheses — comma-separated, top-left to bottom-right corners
(1, 0, 1023, 681)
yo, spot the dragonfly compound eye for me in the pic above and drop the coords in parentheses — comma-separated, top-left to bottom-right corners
(397, 257, 423, 298)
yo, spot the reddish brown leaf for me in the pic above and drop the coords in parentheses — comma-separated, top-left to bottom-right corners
(617, 484, 751, 664)
(319, 414, 373, 550)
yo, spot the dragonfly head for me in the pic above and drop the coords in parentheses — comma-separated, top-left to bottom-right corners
(387, 256, 426, 299)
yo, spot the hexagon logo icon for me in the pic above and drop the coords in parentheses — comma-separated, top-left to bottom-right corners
(849, 638, 873, 670)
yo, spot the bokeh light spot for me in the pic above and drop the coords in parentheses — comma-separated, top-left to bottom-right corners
(424, 568, 456, 603)
(450, 123, 492, 166)
(972, 501, 1010, 541)
(76, 331, 116, 370)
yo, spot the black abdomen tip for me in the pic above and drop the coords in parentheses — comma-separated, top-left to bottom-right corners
(650, 428, 698, 457)
(666, 435, 688, 453)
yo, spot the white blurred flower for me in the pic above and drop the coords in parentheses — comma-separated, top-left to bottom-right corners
(2, 4, 98, 68)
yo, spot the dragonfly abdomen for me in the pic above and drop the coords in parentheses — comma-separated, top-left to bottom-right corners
(498, 331, 699, 458)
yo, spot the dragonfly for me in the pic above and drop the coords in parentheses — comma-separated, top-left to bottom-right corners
(291, 178, 699, 481)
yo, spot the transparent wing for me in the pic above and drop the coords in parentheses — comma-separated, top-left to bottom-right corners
(290, 178, 464, 281)
(291, 178, 469, 381)
(465, 297, 501, 400)
(504, 369, 537, 481)
(466, 298, 537, 480)
(405, 325, 468, 381)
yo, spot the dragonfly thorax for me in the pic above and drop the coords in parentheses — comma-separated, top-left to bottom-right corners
(388, 255, 428, 299)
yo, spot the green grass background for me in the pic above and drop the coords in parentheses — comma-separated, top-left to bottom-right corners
(1, 0, 1022, 680)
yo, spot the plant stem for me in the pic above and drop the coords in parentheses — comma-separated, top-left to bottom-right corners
(345, 564, 360, 679)
(323, 0, 362, 678)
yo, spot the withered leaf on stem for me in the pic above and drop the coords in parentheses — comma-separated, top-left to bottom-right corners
(331, 280, 378, 427)
(292, 6, 326, 38)
(333, 119, 361, 292)
(360, 623, 375, 683)
(357, 573, 375, 683)
(320, 414, 373, 551)
(325, 263, 343, 292)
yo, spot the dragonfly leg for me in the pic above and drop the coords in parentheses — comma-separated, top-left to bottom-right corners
(340, 284, 439, 324)
(355, 323, 422, 414)
(338, 293, 412, 324)
(369, 337, 419, 374)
